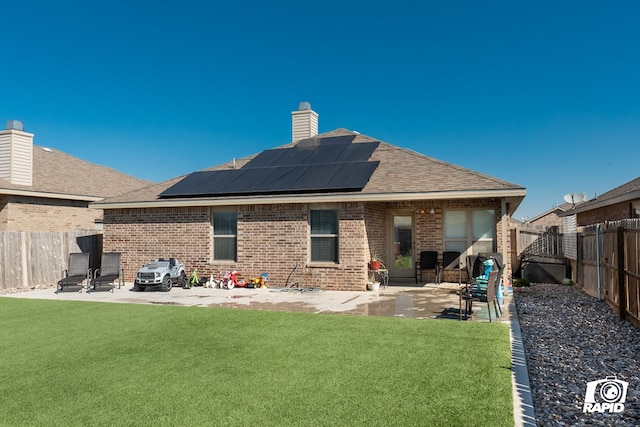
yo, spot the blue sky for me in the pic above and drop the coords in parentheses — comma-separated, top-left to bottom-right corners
(2, 1, 639, 220)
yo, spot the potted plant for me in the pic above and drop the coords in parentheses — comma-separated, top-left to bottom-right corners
(369, 253, 381, 271)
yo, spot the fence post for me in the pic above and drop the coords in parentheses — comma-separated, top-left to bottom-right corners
(576, 232, 583, 289)
(617, 226, 626, 320)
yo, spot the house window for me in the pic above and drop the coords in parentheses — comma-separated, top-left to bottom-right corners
(213, 210, 237, 261)
(444, 209, 495, 254)
(310, 210, 338, 263)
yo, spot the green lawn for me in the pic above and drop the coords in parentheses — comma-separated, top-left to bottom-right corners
(0, 298, 513, 426)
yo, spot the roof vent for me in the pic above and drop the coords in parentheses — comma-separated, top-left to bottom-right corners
(298, 101, 312, 111)
(6, 120, 24, 131)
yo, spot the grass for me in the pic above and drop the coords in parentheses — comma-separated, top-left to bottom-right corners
(0, 298, 513, 426)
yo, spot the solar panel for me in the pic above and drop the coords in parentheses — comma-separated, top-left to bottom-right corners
(314, 135, 356, 145)
(159, 171, 213, 197)
(340, 141, 379, 162)
(270, 145, 316, 166)
(302, 143, 348, 164)
(326, 161, 380, 190)
(221, 168, 271, 193)
(254, 165, 309, 192)
(160, 135, 380, 198)
(160, 169, 243, 197)
(289, 163, 344, 191)
(243, 148, 287, 168)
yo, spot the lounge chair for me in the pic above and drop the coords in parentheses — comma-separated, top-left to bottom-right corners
(56, 253, 91, 293)
(88, 253, 123, 293)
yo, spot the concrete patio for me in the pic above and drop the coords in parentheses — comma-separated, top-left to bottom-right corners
(2, 281, 512, 322)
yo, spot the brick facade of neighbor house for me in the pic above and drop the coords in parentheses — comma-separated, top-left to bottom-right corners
(565, 177, 640, 226)
(103, 198, 510, 291)
(0, 195, 102, 231)
(529, 210, 563, 228)
(577, 201, 634, 226)
(0, 123, 150, 234)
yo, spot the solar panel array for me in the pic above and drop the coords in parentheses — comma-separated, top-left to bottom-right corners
(160, 135, 380, 198)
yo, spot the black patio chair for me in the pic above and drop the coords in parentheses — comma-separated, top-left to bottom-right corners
(88, 252, 123, 293)
(459, 253, 504, 321)
(460, 269, 501, 321)
(415, 251, 440, 284)
(56, 253, 91, 293)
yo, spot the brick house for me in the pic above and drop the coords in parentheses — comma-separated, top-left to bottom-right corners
(0, 121, 151, 232)
(93, 105, 526, 291)
(562, 176, 640, 226)
(525, 202, 575, 229)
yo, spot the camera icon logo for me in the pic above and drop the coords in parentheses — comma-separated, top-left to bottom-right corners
(583, 376, 628, 414)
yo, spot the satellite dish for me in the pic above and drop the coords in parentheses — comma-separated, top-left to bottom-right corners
(563, 193, 587, 208)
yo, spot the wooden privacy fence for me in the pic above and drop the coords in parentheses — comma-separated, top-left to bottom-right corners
(511, 224, 564, 273)
(578, 219, 640, 329)
(0, 230, 102, 290)
(517, 225, 563, 257)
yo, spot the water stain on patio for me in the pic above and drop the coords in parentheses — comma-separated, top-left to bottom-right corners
(347, 289, 463, 319)
(206, 287, 465, 320)
(207, 300, 319, 313)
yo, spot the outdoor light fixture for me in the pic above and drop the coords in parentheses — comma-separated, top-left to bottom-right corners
(416, 208, 435, 214)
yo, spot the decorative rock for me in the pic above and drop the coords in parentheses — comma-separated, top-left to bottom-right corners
(515, 284, 640, 425)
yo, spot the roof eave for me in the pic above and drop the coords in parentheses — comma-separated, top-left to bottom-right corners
(559, 190, 640, 217)
(92, 188, 526, 210)
(0, 188, 104, 202)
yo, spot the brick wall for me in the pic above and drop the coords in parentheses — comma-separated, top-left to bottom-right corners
(103, 207, 212, 283)
(529, 211, 563, 228)
(0, 197, 7, 229)
(364, 202, 386, 265)
(103, 203, 371, 291)
(102, 198, 512, 290)
(577, 201, 634, 226)
(0, 196, 102, 231)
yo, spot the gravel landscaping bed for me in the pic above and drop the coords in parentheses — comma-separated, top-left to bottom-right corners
(515, 283, 640, 426)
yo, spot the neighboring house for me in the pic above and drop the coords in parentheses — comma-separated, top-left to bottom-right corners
(525, 202, 578, 229)
(562, 176, 640, 226)
(0, 121, 152, 232)
(93, 104, 526, 291)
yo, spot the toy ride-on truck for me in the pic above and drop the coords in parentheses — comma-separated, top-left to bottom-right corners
(134, 258, 187, 292)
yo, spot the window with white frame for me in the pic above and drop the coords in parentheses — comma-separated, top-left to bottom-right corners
(213, 210, 237, 261)
(444, 209, 495, 255)
(310, 209, 338, 263)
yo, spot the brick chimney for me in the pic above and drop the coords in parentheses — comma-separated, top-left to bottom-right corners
(291, 101, 318, 142)
(0, 120, 34, 186)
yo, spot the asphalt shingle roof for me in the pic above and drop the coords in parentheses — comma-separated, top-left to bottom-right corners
(98, 128, 525, 205)
(0, 144, 152, 199)
(568, 176, 640, 214)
